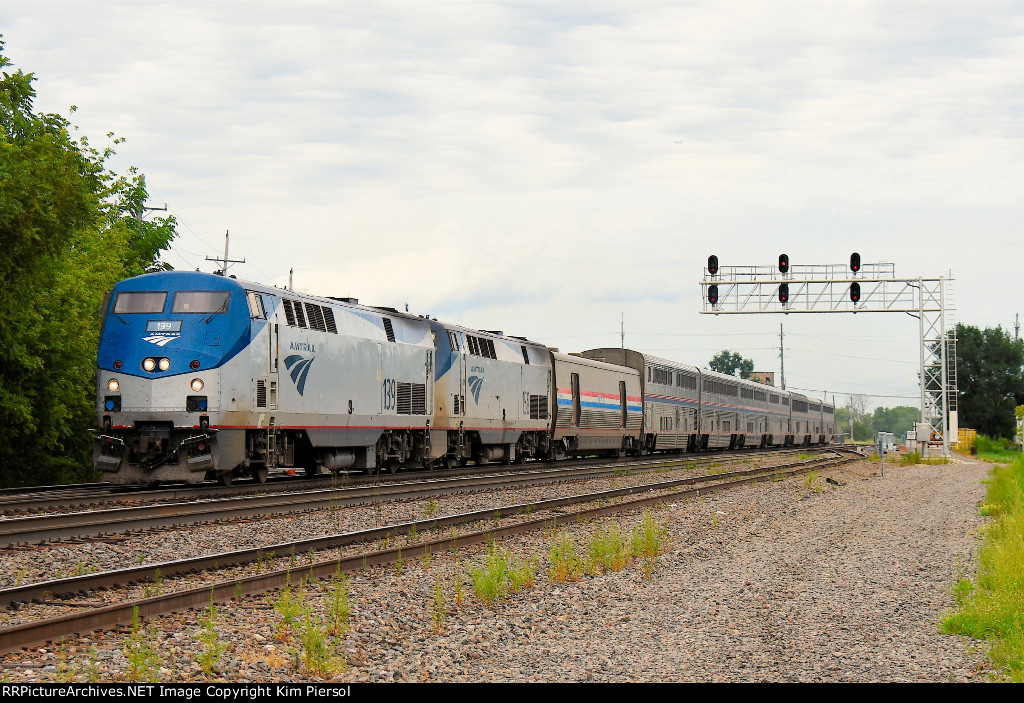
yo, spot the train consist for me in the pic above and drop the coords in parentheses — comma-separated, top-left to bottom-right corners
(94, 271, 836, 485)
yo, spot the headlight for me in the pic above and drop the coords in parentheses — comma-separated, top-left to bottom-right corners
(190, 378, 204, 392)
(158, 358, 171, 371)
(107, 379, 120, 392)
(142, 358, 156, 372)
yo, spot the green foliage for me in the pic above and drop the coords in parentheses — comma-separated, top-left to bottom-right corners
(629, 510, 667, 580)
(975, 435, 1021, 463)
(432, 575, 446, 633)
(195, 590, 228, 676)
(836, 405, 920, 442)
(123, 607, 161, 682)
(325, 568, 351, 637)
(941, 457, 1024, 681)
(586, 522, 629, 574)
(548, 530, 587, 584)
(954, 324, 1024, 440)
(469, 542, 536, 606)
(0, 39, 176, 487)
(271, 572, 306, 643)
(708, 350, 754, 379)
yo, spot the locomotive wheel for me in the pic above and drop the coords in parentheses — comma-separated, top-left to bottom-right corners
(387, 459, 401, 474)
(216, 471, 233, 487)
(443, 456, 455, 470)
(252, 467, 268, 484)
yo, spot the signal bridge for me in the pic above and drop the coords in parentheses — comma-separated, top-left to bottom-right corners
(700, 254, 957, 456)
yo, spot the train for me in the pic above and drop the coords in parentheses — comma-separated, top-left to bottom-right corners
(93, 270, 837, 485)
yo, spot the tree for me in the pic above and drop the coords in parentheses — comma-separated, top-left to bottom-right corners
(871, 406, 919, 438)
(708, 350, 754, 379)
(0, 39, 176, 486)
(954, 323, 1024, 439)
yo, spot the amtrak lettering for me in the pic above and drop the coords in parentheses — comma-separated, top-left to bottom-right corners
(288, 342, 316, 353)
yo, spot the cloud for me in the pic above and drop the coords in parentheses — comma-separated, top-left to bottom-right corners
(3, 0, 1022, 409)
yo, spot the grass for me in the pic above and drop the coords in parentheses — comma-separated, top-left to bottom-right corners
(898, 450, 952, 466)
(940, 455, 1024, 681)
(974, 435, 1022, 464)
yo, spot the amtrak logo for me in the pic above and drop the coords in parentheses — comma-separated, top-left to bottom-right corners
(284, 354, 315, 395)
(468, 375, 484, 403)
(143, 333, 179, 347)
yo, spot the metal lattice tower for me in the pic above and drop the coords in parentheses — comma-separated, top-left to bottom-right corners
(700, 260, 958, 454)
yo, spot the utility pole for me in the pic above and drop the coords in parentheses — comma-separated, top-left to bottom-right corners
(206, 230, 245, 276)
(289, 268, 293, 291)
(621, 312, 625, 349)
(136, 174, 167, 221)
(1015, 313, 1019, 341)
(779, 322, 786, 390)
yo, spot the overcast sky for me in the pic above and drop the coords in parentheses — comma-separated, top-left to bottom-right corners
(4, 1, 1022, 412)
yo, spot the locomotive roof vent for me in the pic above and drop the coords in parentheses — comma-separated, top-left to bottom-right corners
(482, 330, 504, 336)
(328, 297, 359, 304)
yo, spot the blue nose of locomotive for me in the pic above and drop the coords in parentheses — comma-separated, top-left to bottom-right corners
(98, 271, 251, 375)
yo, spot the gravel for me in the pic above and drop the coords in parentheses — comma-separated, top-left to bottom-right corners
(0, 455, 996, 682)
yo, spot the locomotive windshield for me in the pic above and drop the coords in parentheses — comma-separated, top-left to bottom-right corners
(171, 291, 230, 314)
(113, 291, 167, 314)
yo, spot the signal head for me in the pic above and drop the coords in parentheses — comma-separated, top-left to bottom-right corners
(708, 284, 719, 305)
(850, 252, 861, 274)
(778, 254, 789, 274)
(779, 283, 790, 304)
(850, 281, 861, 303)
(708, 255, 719, 276)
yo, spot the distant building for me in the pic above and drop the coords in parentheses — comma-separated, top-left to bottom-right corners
(749, 371, 775, 386)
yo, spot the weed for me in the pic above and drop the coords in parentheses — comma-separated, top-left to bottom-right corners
(55, 638, 74, 683)
(548, 531, 586, 584)
(300, 609, 344, 677)
(326, 568, 351, 636)
(73, 561, 96, 577)
(84, 646, 100, 683)
(421, 544, 432, 570)
(408, 523, 418, 541)
(142, 569, 164, 598)
(233, 582, 244, 600)
(271, 572, 306, 643)
(432, 575, 446, 632)
(13, 567, 27, 587)
(395, 548, 404, 576)
(630, 510, 666, 580)
(469, 543, 537, 607)
(195, 589, 228, 676)
(804, 470, 823, 493)
(423, 498, 438, 518)
(124, 606, 161, 682)
(586, 522, 629, 574)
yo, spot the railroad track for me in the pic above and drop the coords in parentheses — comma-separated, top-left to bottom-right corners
(0, 447, 865, 655)
(0, 448, 826, 547)
(0, 447, 826, 516)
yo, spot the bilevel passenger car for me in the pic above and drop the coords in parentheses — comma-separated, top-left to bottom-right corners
(580, 348, 835, 453)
